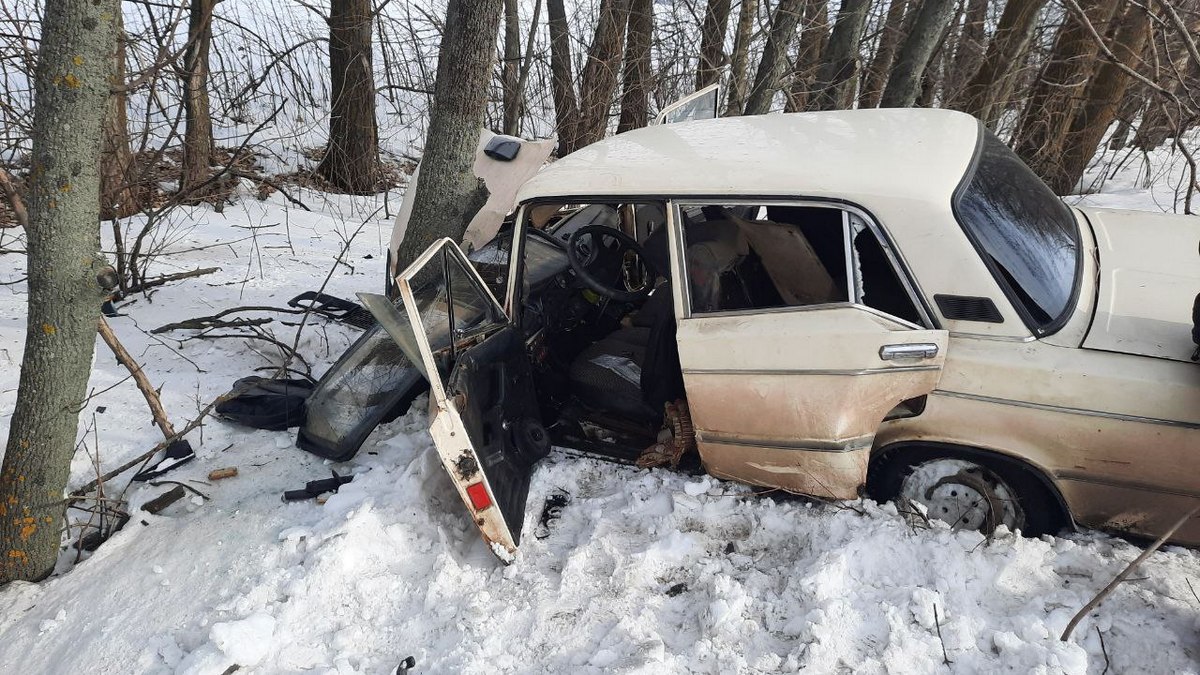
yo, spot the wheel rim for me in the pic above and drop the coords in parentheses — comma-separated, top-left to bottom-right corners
(898, 458, 1024, 535)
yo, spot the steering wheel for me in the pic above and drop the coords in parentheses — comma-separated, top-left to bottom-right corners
(566, 225, 657, 302)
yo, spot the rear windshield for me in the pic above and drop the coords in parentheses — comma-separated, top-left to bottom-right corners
(954, 130, 1080, 333)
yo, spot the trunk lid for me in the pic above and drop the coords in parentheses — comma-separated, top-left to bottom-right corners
(1080, 207, 1200, 362)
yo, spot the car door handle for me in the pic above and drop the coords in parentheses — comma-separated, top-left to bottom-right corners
(879, 343, 940, 360)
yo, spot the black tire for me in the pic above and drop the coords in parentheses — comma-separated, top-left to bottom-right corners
(868, 446, 1066, 537)
(513, 418, 552, 465)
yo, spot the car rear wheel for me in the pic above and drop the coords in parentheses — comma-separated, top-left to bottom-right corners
(869, 447, 1064, 537)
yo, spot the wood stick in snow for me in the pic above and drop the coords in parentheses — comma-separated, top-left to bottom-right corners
(1061, 502, 1200, 641)
(97, 316, 176, 439)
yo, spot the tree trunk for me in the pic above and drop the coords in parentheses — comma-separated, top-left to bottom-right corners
(501, 0, 522, 136)
(809, 0, 871, 111)
(947, 0, 990, 95)
(952, 0, 1049, 122)
(858, 0, 910, 109)
(697, 0, 732, 90)
(879, 0, 958, 107)
(744, 0, 806, 115)
(576, 0, 631, 148)
(181, 0, 215, 196)
(0, 0, 117, 584)
(392, 0, 502, 270)
(1056, 1, 1155, 193)
(547, 0, 581, 154)
(618, 0, 654, 133)
(1013, 0, 1121, 191)
(724, 0, 759, 115)
(317, 0, 382, 194)
(786, 0, 830, 112)
(101, 11, 138, 219)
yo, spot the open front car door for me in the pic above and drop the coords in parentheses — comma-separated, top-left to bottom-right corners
(360, 239, 546, 563)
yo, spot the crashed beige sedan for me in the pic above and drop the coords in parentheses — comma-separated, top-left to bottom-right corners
(329, 107, 1200, 562)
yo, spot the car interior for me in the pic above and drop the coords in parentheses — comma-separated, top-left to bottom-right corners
(465, 199, 925, 463)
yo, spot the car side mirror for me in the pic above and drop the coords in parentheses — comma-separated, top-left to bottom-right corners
(484, 135, 521, 162)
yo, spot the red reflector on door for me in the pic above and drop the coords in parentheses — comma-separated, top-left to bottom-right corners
(466, 482, 492, 511)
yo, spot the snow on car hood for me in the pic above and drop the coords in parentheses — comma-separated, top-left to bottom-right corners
(1080, 207, 1200, 362)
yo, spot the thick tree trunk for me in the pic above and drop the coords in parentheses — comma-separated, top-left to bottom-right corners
(952, 0, 1049, 122)
(0, 0, 117, 584)
(809, 0, 871, 111)
(547, 0, 581, 154)
(576, 0, 631, 148)
(392, 0, 502, 270)
(181, 0, 215, 195)
(317, 0, 382, 194)
(786, 0, 830, 112)
(501, 0, 522, 136)
(858, 0, 910, 109)
(724, 0, 759, 115)
(743, 0, 806, 115)
(1056, 2, 1155, 193)
(948, 0, 990, 96)
(1013, 0, 1121, 191)
(879, 0, 958, 107)
(696, 0, 732, 90)
(618, 0, 654, 133)
(101, 12, 138, 219)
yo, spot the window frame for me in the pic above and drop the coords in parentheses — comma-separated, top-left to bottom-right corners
(670, 199, 934, 329)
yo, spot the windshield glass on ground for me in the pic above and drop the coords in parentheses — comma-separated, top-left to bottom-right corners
(954, 130, 1080, 333)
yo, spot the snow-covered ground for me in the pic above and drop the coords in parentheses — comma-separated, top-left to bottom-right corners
(1, 151, 1199, 674)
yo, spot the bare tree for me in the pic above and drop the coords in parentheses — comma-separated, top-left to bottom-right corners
(810, 0, 872, 110)
(393, 0, 502, 269)
(1013, 0, 1121, 190)
(0, 0, 118, 584)
(697, 0, 732, 90)
(1057, 0, 1155, 192)
(744, 0, 806, 115)
(317, 0, 382, 194)
(859, 0, 910, 109)
(502, 0, 522, 135)
(547, 0, 581, 154)
(576, 0, 632, 148)
(724, 0, 760, 115)
(951, 0, 1049, 123)
(101, 11, 138, 219)
(786, 0, 831, 111)
(880, 0, 958, 107)
(618, 0, 655, 133)
(181, 0, 216, 195)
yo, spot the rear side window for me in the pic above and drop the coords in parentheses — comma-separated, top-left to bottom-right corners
(954, 130, 1080, 333)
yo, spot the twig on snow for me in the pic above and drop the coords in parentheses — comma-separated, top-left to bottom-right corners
(1061, 502, 1200, 641)
(933, 603, 951, 665)
(1096, 626, 1110, 675)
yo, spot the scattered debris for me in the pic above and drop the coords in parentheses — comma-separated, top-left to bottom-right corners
(142, 486, 187, 515)
(533, 489, 572, 540)
(208, 467, 239, 481)
(282, 472, 353, 502)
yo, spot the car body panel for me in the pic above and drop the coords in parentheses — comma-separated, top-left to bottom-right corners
(368, 240, 536, 563)
(878, 331, 1200, 543)
(1079, 207, 1200, 362)
(676, 306, 948, 499)
(389, 130, 555, 281)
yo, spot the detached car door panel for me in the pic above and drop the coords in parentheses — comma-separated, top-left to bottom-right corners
(361, 239, 542, 563)
(677, 306, 947, 499)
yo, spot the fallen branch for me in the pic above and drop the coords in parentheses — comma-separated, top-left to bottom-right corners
(150, 305, 308, 334)
(113, 267, 220, 300)
(0, 167, 28, 229)
(97, 316, 176, 439)
(69, 381, 251, 497)
(1061, 502, 1200, 641)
